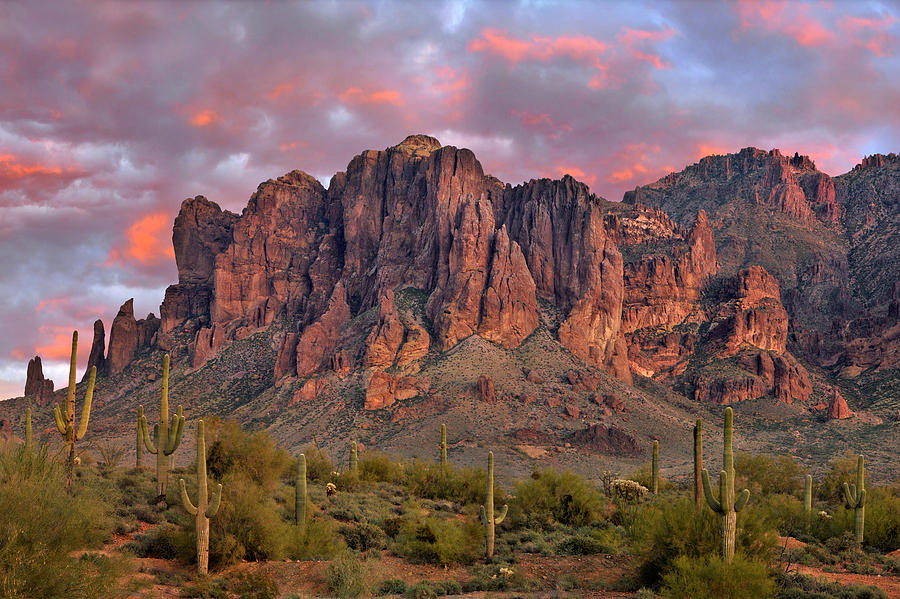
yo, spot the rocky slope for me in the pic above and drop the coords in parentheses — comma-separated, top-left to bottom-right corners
(9, 138, 900, 479)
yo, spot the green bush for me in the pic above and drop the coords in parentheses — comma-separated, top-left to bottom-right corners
(660, 554, 775, 598)
(817, 453, 860, 502)
(775, 571, 887, 599)
(132, 524, 181, 559)
(405, 461, 501, 506)
(228, 571, 279, 599)
(629, 462, 671, 492)
(859, 486, 900, 552)
(325, 551, 370, 599)
(286, 517, 345, 559)
(509, 468, 611, 529)
(302, 445, 335, 482)
(554, 526, 622, 555)
(378, 578, 408, 595)
(204, 419, 292, 490)
(340, 522, 387, 551)
(393, 513, 484, 565)
(360, 452, 406, 484)
(0, 455, 124, 599)
(632, 497, 777, 587)
(735, 452, 806, 496)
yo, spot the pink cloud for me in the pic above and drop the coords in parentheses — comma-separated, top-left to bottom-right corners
(468, 28, 608, 67)
(734, 0, 834, 47)
(107, 212, 176, 267)
(339, 87, 404, 106)
(839, 14, 898, 56)
(617, 27, 677, 69)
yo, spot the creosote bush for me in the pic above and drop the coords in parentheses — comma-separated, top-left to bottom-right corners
(325, 551, 370, 599)
(660, 554, 775, 598)
(735, 452, 806, 496)
(509, 468, 612, 529)
(393, 511, 485, 565)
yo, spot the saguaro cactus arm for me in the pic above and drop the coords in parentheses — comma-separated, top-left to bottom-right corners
(702, 468, 723, 513)
(179, 479, 198, 515)
(206, 484, 223, 518)
(164, 406, 184, 455)
(734, 488, 750, 512)
(74, 366, 96, 441)
(53, 404, 67, 436)
(140, 415, 158, 454)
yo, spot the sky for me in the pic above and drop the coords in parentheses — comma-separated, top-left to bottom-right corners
(1, 0, 899, 398)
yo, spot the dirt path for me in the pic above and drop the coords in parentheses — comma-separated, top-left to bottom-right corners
(792, 564, 900, 599)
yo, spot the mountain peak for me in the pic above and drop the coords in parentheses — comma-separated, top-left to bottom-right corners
(391, 134, 442, 157)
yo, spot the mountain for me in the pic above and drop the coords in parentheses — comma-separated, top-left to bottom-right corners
(7, 137, 899, 480)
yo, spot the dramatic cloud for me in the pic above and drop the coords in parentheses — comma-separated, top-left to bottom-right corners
(0, 0, 898, 397)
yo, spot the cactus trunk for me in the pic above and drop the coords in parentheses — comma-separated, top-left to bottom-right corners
(349, 440, 358, 473)
(701, 407, 750, 563)
(440, 424, 448, 468)
(651, 440, 660, 494)
(842, 455, 866, 544)
(24, 408, 33, 454)
(296, 454, 307, 528)
(52, 331, 95, 492)
(693, 419, 703, 510)
(479, 451, 507, 559)
(803, 474, 812, 513)
(180, 420, 223, 576)
(140, 354, 184, 503)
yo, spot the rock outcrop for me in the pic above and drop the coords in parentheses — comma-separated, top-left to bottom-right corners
(24, 356, 54, 406)
(826, 388, 854, 420)
(107, 299, 138, 375)
(570, 424, 641, 455)
(83, 319, 107, 380)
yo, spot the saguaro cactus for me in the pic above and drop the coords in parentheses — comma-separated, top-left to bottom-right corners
(803, 474, 812, 514)
(136, 405, 144, 469)
(349, 440, 358, 473)
(843, 454, 866, 544)
(651, 440, 660, 494)
(140, 354, 185, 501)
(53, 331, 95, 491)
(701, 407, 750, 563)
(693, 419, 703, 510)
(479, 451, 507, 558)
(440, 424, 448, 468)
(179, 420, 223, 576)
(296, 454, 307, 529)
(24, 407, 33, 454)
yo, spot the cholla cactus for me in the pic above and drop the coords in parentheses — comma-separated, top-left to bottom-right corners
(140, 354, 185, 502)
(325, 482, 337, 497)
(52, 331, 95, 491)
(179, 419, 222, 576)
(612, 479, 648, 501)
(842, 455, 866, 544)
(480, 451, 507, 558)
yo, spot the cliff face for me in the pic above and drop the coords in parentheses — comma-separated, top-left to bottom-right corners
(156, 135, 627, 388)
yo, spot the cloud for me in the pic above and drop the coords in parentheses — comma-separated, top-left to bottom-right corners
(0, 0, 897, 396)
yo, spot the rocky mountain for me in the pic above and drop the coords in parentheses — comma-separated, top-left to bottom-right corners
(8, 137, 899, 480)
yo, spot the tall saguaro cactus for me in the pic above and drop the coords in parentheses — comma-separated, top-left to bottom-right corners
(53, 331, 95, 491)
(349, 440, 358, 473)
(701, 407, 750, 563)
(479, 451, 507, 559)
(296, 453, 307, 529)
(24, 408, 33, 454)
(179, 420, 223, 576)
(440, 424, 448, 468)
(693, 419, 703, 510)
(140, 354, 185, 502)
(843, 454, 866, 544)
(136, 405, 144, 469)
(651, 440, 660, 494)
(803, 474, 812, 514)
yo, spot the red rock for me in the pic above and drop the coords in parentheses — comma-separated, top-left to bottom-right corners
(24, 356, 54, 406)
(292, 377, 330, 404)
(193, 324, 227, 368)
(570, 424, 641, 455)
(0, 419, 14, 442)
(772, 354, 812, 403)
(566, 369, 600, 392)
(274, 332, 298, 380)
(364, 288, 405, 369)
(563, 404, 580, 418)
(475, 375, 496, 403)
(692, 373, 768, 405)
(83, 319, 106, 380)
(107, 299, 138, 374)
(364, 371, 426, 410)
(525, 369, 544, 384)
(545, 395, 562, 409)
(295, 282, 351, 378)
(507, 428, 552, 443)
(601, 393, 628, 413)
(826, 389, 854, 420)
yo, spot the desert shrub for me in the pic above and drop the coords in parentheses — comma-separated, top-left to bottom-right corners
(628, 462, 671, 492)
(228, 571, 279, 599)
(325, 551, 370, 599)
(405, 581, 437, 599)
(203, 472, 288, 567)
(735, 452, 806, 496)
(0, 442, 58, 483)
(378, 578, 408, 595)
(509, 468, 612, 529)
(660, 554, 774, 598)
(302, 444, 334, 482)
(0, 467, 123, 598)
(554, 525, 623, 555)
(632, 496, 777, 587)
(775, 571, 888, 599)
(405, 460, 501, 506)
(360, 451, 406, 484)
(393, 514, 484, 565)
(858, 486, 900, 552)
(817, 452, 860, 502)
(204, 419, 292, 490)
(133, 524, 181, 559)
(340, 522, 387, 551)
(286, 516, 345, 559)
(752, 493, 810, 537)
